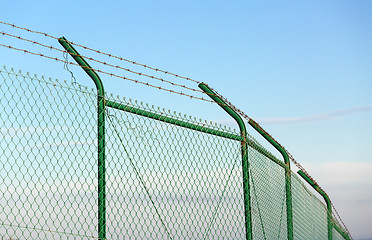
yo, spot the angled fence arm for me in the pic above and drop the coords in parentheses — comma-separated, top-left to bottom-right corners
(297, 170, 335, 240)
(198, 83, 253, 240)
(247, 120, 293, 240)
(58, 37, 106, 240)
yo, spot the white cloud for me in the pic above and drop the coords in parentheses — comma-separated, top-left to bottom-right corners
(257, 104, 372, 124)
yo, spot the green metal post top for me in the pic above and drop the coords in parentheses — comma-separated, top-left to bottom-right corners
(248, 119, 290, 166)
(197, 82, 288, 169)
(58, 37, 104, 95)
(297, 170, 331, 209)
(297, 170, 339, 240)
(198, 83, 247, 140)
(198, 82, 253, 240)
(246, 107, 293, 240)
(58, 36, 106, 239)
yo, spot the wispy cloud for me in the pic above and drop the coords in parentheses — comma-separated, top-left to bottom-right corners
(257, 104, 372, 124)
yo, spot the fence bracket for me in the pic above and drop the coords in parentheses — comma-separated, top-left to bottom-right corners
(58, 37, 106, 240)
(198, 82, 253, 240)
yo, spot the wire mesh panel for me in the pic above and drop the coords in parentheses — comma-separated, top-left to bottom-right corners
(292, 173, 328, 239)
(247, 142, 287, 240)
(0, 67, 99, 239)
(104, 97, 245, 239)
(0, 66, 352, 240)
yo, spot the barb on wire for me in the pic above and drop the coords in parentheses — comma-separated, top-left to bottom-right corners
(0, 22, 234, 110)
(0, 20, 199, 84)
(1, 31, 203, 94)
(207, 85, 251, 122)
(0, 43, 212, 103)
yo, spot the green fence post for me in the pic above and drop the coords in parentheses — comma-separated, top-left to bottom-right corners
(248, 119, 293, 240)
(297, 170, 333, 240)
(198, 83, 253, 240)
(58, 37, 106, 240)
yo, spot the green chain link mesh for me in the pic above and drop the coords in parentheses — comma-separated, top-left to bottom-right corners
(104, 99, 245, 239)
(248, 145, 287, 239)
(0, 67, 98, 239)
(292, 173, 328, 239)
(0, 66, 350, 239)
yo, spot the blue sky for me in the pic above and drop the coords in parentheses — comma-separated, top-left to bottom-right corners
(1, 0, 371, 239)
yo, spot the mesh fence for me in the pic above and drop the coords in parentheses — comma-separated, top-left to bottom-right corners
(292, 173, 328, 239)
(248, 145, 287, 239)
(104, 98, 245, 239)
(0, 66, 351, 239)
(0, 67, 98, 239)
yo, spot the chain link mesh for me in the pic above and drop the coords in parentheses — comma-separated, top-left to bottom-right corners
(0, 66, 351, 239)
(292, 173, 328, 239)
(248, 143, 287, 239)
(0, 67, 98, 239)
(104, 97, 245, 239)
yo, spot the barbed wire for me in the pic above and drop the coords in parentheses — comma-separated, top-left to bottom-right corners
(0, 41, 248, 113)
(207, 85, 252, 122)
(0, 20, 199, 84)
(0, 21, 260, 121)
(0, 43, 212, 103)
(0, 31, 203, 94)
(0, 31, 247, 110)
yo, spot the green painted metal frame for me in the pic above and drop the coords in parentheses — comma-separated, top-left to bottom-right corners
(298, 170, 351, 240)
(297, 170, 331, 239)
(198, 83, 253, 240)
(58, 37, 107, 239)
(57, 38, 281, 239)
(107, 99, 283, 167)
(248, 119, 293, 240)
(107, 100, 243, 141)
(56, 37, 348, 240)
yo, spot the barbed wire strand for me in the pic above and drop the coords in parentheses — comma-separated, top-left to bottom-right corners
(0, 31, 203, 94)
(0, 20, 199, 84)
(0, 42, 252, 120)
(0, 39, 245, 111)
(0, 43, 212, 103)
(0, 22, 257, 116)
(0, 30, 242, 112)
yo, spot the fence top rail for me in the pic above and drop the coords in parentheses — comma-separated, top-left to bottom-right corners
(0, 65, 286, 170)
